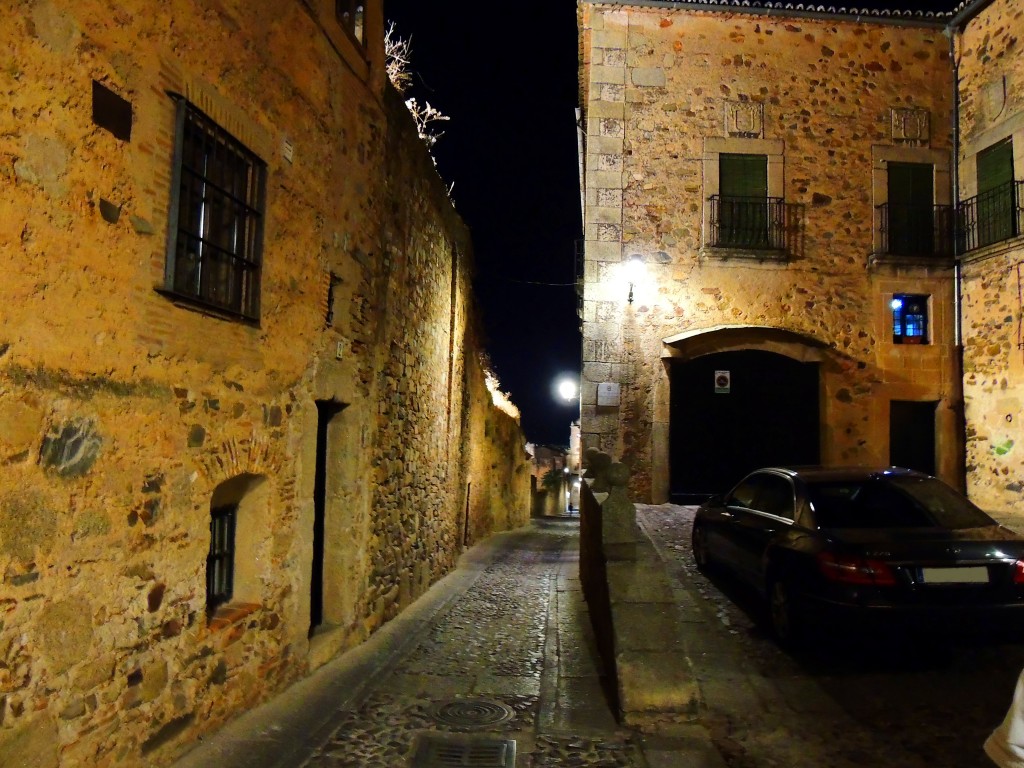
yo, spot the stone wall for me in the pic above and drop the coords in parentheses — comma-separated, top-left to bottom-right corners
(579, 5, 961, 502)
(0, 1, 529, 766)
(956, 0, 1024, 521)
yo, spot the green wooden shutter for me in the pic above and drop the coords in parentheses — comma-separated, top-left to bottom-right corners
(720, 154, 767, 198)
(887, 162, 934, 255)
(977, 138, 1015, 246)
(719, 154, 768, 247)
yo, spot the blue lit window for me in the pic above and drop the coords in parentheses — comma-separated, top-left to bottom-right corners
(891, 294, 928, 345)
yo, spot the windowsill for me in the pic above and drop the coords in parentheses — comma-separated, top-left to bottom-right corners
(207, 602, 261, 632)
(700, 245, 788, 263)
(869, 253, 955, 269)
(154, 287, 261, 328)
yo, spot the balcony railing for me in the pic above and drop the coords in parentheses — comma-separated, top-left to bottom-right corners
(709, 195, 787, 251)
(958, 180, 1024, 253)
(877, 203, 955, 258)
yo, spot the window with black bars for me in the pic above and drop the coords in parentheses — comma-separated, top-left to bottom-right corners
(207, 504, 237, 615)
(335, 0, 365, 45)
(892, 294, 928, 345)
(165, 97, 266, 321)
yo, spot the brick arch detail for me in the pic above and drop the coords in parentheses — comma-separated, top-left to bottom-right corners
(196, 430, 286, 488)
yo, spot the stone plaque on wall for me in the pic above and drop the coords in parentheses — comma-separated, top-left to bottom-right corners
(983, 77, 1007, 122)
(890, 107, 930, 144)
(597, 382, 620, 407)
(725, 101, 763, 138)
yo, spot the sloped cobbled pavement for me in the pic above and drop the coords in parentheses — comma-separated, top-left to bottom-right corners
(301, 521, 644, 768)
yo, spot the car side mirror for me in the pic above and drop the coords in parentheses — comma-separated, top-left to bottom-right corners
(706, 494, 724, 506)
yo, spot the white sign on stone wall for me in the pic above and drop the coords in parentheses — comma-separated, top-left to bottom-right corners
(714, 370, 731, 394)
(597, 382, 621, 407)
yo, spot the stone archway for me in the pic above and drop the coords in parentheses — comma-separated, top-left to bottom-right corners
(658, 325, 829, 502)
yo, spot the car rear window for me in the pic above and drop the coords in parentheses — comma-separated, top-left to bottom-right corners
(808, 476, 993, 530)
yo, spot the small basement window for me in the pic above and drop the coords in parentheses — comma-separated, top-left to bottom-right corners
(206, 504, 237, 614)
(892, 294, 928, 345)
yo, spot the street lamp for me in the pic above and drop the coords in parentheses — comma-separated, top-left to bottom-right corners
(557, 378, 578, 402)
(624, 255, 645, 304)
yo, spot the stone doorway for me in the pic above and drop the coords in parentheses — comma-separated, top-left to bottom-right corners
(669, 350, 820, 502)
(889, 400, 937, 476)
(311, 399, 345, 638)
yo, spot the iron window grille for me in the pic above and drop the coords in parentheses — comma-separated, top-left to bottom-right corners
(206, 503, 237, 615)
(877, 203, 955, 257)
(709, 195, 787, 250)
(892, 294, 928, 345)
(957, 179, 1023, 253)
(335, 0, 365, 45)
(165, 97, 266, 322)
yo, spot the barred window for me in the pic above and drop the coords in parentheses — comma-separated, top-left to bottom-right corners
(206, 503, 237, 615)
(165, 98, 266, 321)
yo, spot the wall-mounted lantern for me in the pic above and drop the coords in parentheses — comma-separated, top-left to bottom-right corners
(624, 255, 645, 304)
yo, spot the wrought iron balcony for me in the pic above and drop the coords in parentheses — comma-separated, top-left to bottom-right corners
(708, 195, 787, 251)
(957, 180, 1024, 253)
(876, 203, 955, 258)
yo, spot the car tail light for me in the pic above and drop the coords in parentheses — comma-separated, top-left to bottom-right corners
(1013, 560, 1024, 585)
(817, 552, 898, 586)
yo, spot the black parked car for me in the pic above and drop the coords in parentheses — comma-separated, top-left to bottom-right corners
(691, 466, 1024, 646)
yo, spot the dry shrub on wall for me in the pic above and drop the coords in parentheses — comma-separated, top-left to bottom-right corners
(384, 22, 450, 152)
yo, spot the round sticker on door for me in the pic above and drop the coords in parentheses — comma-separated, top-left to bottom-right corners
(714, 370, 731, 394)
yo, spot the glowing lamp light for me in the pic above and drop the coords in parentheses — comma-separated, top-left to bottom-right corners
(625, 255, 645, 304)
(891, 297, 903, 311)
(557, 378, 578, 402)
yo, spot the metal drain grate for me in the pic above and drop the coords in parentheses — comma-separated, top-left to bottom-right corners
(430, 698, 516, 729)
(409, 732, 516, 767)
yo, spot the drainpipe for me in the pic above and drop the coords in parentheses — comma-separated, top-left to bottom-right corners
(947, 28, 962, 348)
(946, 22, 967, 491)
(577, 107, 586, 232)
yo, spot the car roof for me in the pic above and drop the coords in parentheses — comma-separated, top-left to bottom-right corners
(752, 466, 932, 483)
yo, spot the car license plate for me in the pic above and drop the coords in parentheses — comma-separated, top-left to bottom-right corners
(920, 567, 989, 584)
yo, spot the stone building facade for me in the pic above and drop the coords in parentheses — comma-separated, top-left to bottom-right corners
(954, 0, 1024, 517)
(578, 1, 961, 504)
(0, 1, 530, 766)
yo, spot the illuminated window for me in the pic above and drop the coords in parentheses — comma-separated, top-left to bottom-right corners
(165, 98, 266, 321)
(335, 0, 365, 45)
(891, 294, 928, 345)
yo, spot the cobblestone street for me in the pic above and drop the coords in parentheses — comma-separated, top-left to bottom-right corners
(175, 519, 665, 768)
(300, 520, 643, 768)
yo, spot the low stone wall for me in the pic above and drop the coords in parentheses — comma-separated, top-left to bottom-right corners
(578, 455, 699, 728)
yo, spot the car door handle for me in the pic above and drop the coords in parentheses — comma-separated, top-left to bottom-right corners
(721, 511, 735, 519)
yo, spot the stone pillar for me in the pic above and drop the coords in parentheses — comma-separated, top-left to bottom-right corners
(602, 462, 639, 561)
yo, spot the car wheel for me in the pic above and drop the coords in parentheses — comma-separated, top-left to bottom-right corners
(768, 578, 804, 648)
(692, 523, 712, 573)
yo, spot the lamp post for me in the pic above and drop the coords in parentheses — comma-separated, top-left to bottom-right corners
(556, 376, 582, 516)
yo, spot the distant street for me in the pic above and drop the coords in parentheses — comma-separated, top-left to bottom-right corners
(638, 504, 1024, 768)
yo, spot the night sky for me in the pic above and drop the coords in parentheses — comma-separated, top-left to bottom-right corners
(382, 0, 958, 447)
(384, 2, 583, 447)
